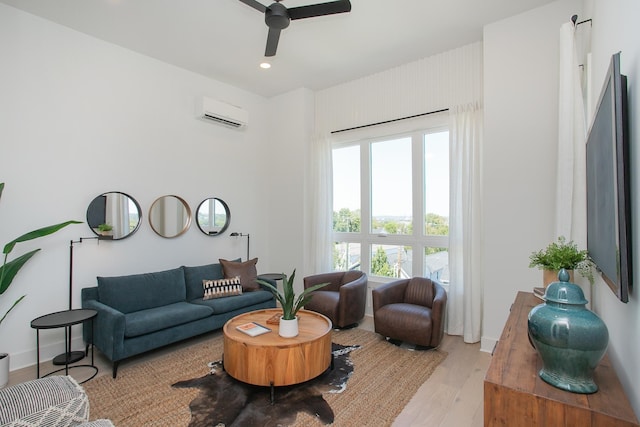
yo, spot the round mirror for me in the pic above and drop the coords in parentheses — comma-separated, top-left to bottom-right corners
(149, 195, 192, 238)
(196, 198, 230, 236)
(86, 191, 142, 240)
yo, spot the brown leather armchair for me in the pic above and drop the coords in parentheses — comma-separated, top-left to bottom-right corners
(303, 270, 368, 329)
(372, 277, 447, 348)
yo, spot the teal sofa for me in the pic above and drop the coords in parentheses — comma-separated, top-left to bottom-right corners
(81, 261, 275, 377)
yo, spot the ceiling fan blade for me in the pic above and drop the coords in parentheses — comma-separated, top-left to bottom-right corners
(288, 0, 351, 20)
(265, 27, 281, 57)
(238, 0, 266, 13)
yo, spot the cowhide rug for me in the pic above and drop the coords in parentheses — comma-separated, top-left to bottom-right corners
(172, 343, 360, 427)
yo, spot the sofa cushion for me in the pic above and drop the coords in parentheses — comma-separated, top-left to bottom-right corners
(124, 302, 213, 338)
(219, 258, 260, 291)
(97, 267, 186, 314)
(183, 261, 234, 301)
(191, 290, 273, 314)
(203, 276, 242, 300)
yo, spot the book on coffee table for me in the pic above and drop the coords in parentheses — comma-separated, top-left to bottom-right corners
(236, 322, 271, 337)
(266, 312, 282, 325)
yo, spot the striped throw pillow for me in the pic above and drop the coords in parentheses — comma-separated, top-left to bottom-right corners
(202, 276, 242, 300)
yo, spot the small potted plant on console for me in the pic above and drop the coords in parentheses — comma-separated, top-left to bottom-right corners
(529, 236, 594, 289)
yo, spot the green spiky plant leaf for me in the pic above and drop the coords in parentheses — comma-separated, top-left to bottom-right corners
(257, 269, 329, 320)
(0, 182, 82, 326)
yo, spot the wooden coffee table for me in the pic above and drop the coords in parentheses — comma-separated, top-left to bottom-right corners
(223, 308, 332, 399)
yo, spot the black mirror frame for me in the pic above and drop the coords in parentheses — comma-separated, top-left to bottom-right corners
(195, 197, 231, 236)
(86, 191, 142, 240)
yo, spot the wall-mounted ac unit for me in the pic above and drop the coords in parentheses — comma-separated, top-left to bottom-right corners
(198, 97, 248, 129)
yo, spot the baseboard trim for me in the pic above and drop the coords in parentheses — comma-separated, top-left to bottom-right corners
(9, 336, 85, 372)
(480, 336, 498, 354)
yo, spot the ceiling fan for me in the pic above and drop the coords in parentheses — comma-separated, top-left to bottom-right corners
(239, 0, 352, 57)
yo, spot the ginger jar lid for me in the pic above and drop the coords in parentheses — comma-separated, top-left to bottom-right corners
(544, 268, 588, 305)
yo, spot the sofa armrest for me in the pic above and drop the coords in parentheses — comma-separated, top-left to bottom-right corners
(430, 281, 447, 347)
(338, 273, 368, 322)
(81, 299, 126, 362)
(339, 274, 367, 296)
(372, 279, 408, 312)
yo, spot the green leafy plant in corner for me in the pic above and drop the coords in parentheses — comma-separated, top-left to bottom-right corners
(256, 269, 329, 320)
(0, 182, 82, 326)
(529, 236, 594, 284)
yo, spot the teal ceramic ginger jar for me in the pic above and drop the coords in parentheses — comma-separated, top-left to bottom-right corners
(527, 269, 609, 393)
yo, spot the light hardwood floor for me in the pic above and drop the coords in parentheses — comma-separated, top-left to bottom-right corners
(359, 316, 491, 427)
(8, 316, 491, 426)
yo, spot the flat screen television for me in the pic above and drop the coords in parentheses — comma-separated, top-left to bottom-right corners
(585, 52, 631, 303)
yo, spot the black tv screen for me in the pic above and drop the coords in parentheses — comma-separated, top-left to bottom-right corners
(585, 52, 631, 303)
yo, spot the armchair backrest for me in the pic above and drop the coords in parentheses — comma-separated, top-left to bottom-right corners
(404, 277, 435, 308)
(304, 270, 366, 293)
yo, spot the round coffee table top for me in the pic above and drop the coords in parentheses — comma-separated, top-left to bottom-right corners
(223, 308, 331, 346)
(223, 308, 332, 386)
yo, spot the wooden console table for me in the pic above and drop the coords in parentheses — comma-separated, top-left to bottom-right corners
(484, 291, 639, 426)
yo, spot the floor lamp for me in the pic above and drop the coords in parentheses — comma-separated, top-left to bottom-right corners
(53, 236, 99, 365)
(230, 232, 250, 261)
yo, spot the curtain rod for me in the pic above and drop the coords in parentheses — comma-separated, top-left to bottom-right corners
(571, 14, 592, 26)
(331, 108, 449, 134)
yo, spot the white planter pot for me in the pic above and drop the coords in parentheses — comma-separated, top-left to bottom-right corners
(279, 317, 299, 338)
(0, 353, 9, 389)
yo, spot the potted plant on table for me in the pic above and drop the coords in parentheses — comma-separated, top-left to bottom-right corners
(257, 269, 328, 338)
(529, 236, 594, 288)
(0, 182, 81, 387)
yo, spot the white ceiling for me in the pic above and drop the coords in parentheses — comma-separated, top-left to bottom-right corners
(1, 0, 557, 98)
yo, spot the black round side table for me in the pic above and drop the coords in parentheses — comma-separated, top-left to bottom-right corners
(30, 309, 98, 383)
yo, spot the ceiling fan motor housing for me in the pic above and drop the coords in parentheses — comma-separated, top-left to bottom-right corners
(266, 3, 290, 29)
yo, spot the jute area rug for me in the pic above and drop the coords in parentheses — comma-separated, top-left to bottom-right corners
(83, 328, 447, 426)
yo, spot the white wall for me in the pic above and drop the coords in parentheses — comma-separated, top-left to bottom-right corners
(484, 0, 640, 416)
(0, 3, 277, 369)
(315, 44, 484, 318)
(265, 88, 315, 283)
(583, 0, 640, 415)
(482, 0, 582, 351)
(5, 2, 638, 414)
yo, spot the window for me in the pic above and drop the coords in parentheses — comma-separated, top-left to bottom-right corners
(371, 137, 412, 235)
(332, 120, 449, 282)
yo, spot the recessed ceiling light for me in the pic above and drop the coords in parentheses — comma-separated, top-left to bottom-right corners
(260, 62, 271, 69)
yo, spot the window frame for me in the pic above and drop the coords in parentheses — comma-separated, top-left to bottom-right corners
(331, 113, 450, 281)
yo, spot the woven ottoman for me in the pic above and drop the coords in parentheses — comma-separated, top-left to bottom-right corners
(0, 375, 113, 427)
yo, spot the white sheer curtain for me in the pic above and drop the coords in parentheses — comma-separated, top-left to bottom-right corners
(555, 21, 587, 245)
(304, 133, 334, 273)
(106, 193, 129, 240)
(448, 103, 483, 343)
